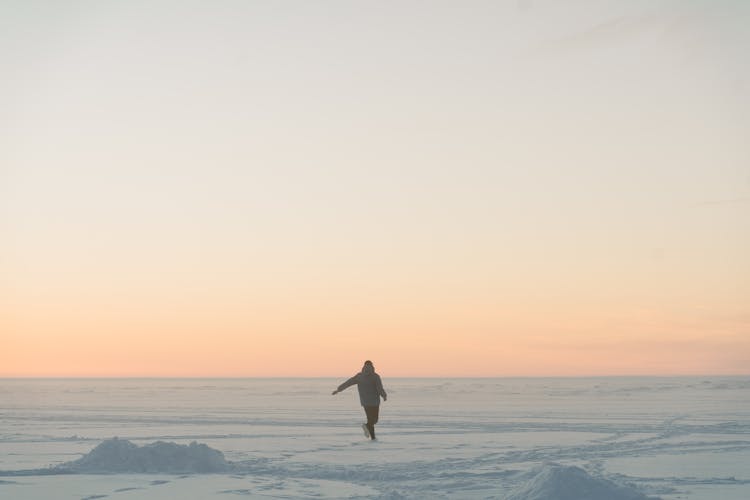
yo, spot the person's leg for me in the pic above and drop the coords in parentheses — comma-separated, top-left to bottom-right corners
(361, 408, 372, 438)
(364, 406, 379, 439)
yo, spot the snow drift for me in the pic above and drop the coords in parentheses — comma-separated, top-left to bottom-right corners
(60, 438, 229, 473)
(505, 463, 658, 500)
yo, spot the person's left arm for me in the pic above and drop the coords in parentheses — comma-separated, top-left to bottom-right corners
(332, 374, 359, 395)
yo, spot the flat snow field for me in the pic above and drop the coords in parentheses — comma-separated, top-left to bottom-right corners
(0, 377, 748, 499)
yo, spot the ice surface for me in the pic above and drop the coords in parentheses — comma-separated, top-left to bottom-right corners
(505, 463, 655, 500)
(1, 377, 748, 499)
(60, 438, 229, 473)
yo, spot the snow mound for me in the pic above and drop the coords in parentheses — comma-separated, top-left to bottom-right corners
(505, 463, 657, 500)
(62, 438, 229, 473)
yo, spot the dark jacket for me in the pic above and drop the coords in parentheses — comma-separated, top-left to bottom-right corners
(338, 365, 387, 407)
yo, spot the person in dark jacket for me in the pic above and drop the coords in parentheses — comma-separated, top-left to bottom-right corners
(332, 360, 387, 440)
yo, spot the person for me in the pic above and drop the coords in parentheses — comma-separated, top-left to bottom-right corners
(332, 360, 387, 440)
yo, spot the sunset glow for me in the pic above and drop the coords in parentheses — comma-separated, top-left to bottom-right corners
(2, 0, 748, 377)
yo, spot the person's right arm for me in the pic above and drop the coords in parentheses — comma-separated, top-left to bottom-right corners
(376, 374, 387, 401)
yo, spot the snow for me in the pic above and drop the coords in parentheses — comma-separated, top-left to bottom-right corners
(1, 377, 748, 499)
(505, 463, 654, 500)
(59, 438, 229, 473)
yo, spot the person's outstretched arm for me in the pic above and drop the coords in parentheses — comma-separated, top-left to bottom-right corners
(332, 374, 359, 395)
(376, 374, 387, 401)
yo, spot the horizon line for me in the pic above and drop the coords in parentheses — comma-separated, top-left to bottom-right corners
(1, 374, 748, 380)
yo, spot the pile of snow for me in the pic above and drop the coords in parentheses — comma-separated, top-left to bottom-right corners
(505, 463, 658, 500)
(61, 438, 229, 473)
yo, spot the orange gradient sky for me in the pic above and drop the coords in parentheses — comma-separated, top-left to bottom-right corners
(2, 1, 749, 376)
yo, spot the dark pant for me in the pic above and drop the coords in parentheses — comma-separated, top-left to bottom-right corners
(364, 406, 379, 439)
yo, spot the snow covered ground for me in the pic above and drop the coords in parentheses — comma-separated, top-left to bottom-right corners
(1, 377, 748, 499)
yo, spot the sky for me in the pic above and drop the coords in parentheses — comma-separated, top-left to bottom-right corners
(1, 0, 749, 377)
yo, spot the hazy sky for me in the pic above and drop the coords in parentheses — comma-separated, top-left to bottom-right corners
(2, 0, 749, 376)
